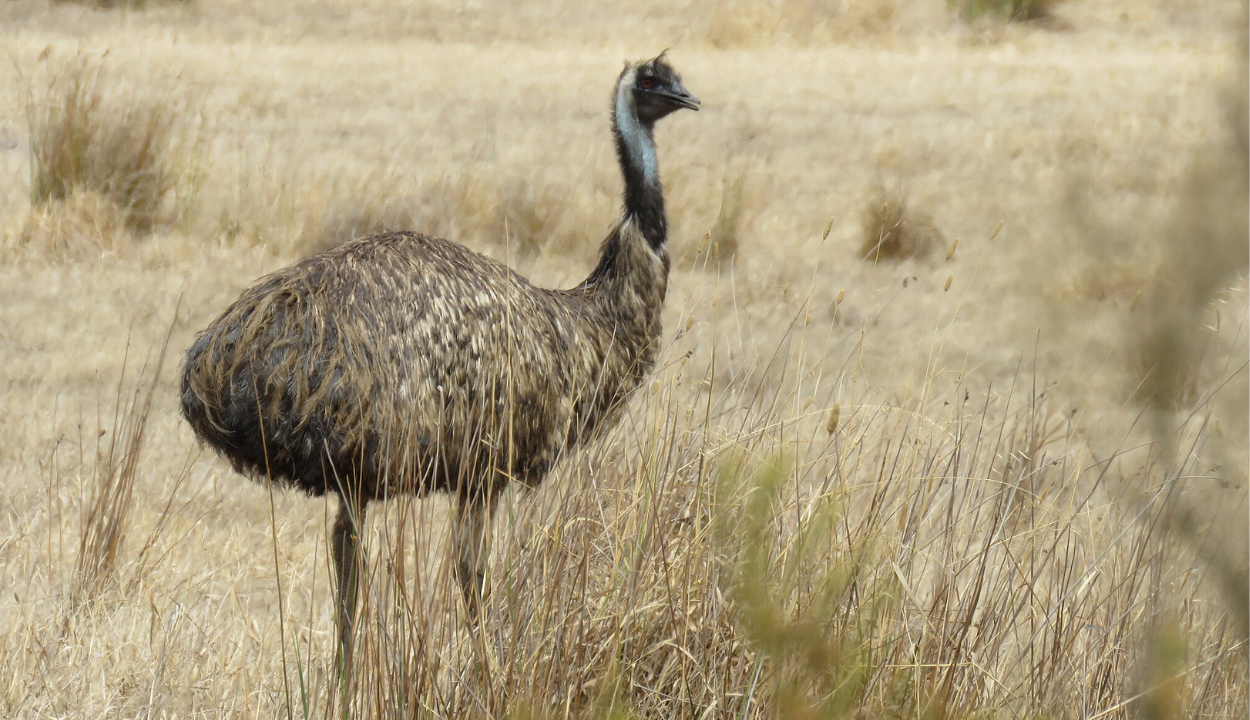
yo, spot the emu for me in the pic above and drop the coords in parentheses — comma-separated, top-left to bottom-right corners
(179, 53, 699, 659)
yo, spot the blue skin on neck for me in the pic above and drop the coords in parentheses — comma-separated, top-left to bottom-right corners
(614, 75, 658, 186)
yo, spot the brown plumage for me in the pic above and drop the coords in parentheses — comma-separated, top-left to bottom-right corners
(179, 53, 699, 661)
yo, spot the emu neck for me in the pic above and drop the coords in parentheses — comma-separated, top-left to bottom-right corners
(611, 82, 666, 250)
(577, 77, 670, 341)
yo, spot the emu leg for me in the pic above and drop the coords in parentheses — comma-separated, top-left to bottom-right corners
(331, 493, 367, 667)
(452, 483, 503, 619)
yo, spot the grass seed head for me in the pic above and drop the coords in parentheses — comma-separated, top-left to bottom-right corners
(826, 403, 841, 433)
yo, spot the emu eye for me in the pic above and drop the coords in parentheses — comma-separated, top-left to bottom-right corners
(639, 78, 654, 89)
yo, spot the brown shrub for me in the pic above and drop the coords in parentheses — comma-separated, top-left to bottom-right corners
(948, 0, 1060, 22)
(858, 186, 942, 262)
(25, 55, 198, 234)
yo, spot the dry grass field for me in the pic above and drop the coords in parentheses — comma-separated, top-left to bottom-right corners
(0, 0, 1247, 717)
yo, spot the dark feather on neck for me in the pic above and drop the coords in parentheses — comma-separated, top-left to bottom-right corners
(614, 133, 666, 250)
(611, 86, 667, 250)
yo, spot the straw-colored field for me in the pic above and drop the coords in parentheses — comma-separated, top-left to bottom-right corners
(0, 0, 1245, 717)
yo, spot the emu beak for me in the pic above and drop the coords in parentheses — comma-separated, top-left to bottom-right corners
(667, 83, 701, 111)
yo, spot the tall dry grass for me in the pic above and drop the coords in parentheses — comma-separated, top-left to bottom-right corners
(237, 324, 1244, 719)
(74, 331, 167, 600)
(4, 320, 1243, 718)
(22, 54, 199, 238)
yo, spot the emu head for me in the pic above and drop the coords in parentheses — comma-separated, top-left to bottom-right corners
(620, 52, 700, 126)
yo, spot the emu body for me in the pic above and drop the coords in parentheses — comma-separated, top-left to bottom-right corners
(182, 232, 658, 498)
(179, 54, 698, 662)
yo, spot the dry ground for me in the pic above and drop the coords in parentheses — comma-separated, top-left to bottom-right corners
(0, 0, 1246, 717)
